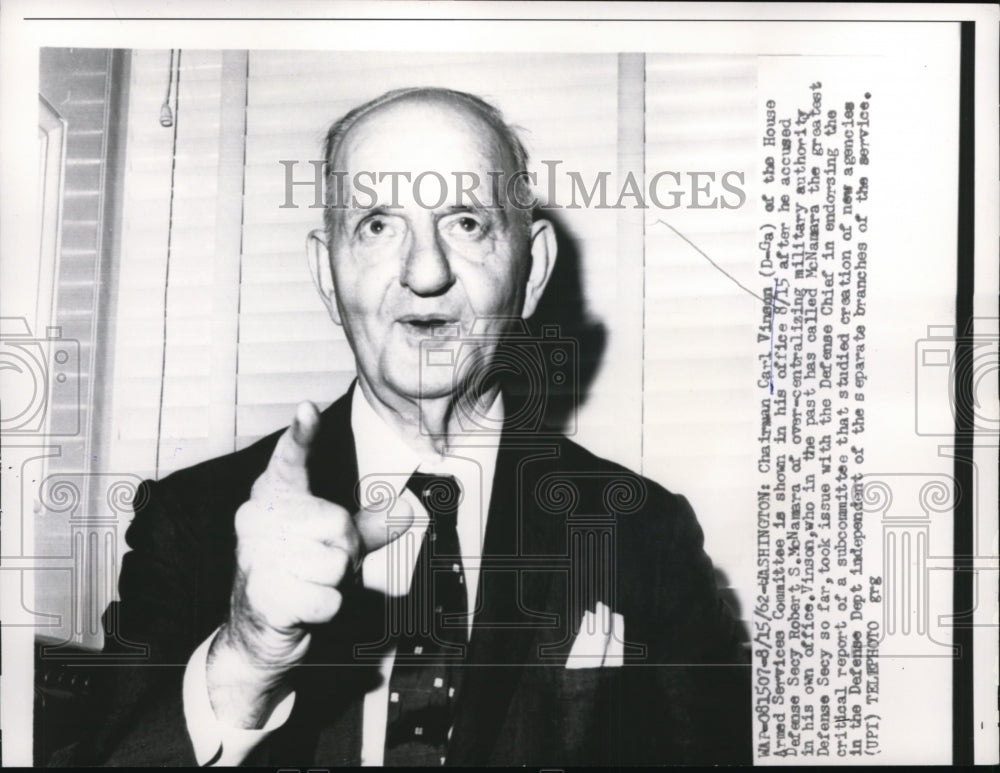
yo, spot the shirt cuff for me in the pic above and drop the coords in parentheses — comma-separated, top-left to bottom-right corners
(182, 628, 296, 766)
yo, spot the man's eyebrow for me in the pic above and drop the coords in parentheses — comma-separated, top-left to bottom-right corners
(441, 203, 510, 227)
(343, 204, 395, 221)
(442, 203, 494, 216)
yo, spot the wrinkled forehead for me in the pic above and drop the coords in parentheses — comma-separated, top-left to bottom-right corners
(332, 96, 516, 181)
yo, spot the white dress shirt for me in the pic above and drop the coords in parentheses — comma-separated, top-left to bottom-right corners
(183, 388, 502, 766)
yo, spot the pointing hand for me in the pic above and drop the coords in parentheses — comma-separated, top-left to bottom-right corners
(207, 402, 412, 727)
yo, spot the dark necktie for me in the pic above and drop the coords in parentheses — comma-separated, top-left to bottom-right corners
(383, 473, 467, 766)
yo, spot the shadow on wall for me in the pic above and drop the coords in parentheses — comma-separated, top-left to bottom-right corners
(505, 210, 747, 639)
(500, 208, 608, 436)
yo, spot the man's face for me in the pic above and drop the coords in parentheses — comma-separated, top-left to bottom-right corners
(317, 98, 548, 406)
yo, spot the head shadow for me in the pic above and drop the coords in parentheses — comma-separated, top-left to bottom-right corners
(712, 565, 751, 649)
(499, 208, 607, 436)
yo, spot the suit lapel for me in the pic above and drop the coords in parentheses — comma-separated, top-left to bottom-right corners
(307, 383, 359, 510)
(448, 429, 568, 764)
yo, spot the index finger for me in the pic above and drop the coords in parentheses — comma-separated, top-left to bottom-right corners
(265, 401, 321, 491)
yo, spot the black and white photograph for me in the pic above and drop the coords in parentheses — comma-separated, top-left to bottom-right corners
(1, 2, 997, 767)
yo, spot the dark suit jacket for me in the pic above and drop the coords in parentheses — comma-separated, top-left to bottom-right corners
(58, 386, 750, 766)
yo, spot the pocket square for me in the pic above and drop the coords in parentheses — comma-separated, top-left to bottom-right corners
(565, 601, 625, 669)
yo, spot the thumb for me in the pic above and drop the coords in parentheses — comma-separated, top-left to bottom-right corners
(355, 496, 415, 554)
(266, 401, 320, 490)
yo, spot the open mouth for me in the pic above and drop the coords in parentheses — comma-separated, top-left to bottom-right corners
(399, 315, 458, 333)
(398, 316, 460, 335)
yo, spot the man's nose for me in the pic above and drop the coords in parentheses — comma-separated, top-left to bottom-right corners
(400, 224, 454, 296)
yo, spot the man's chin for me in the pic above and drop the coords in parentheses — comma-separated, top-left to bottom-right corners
(380, 373, 458, 403)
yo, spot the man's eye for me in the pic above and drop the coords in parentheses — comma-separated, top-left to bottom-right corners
(358, 216, 397, 240)
(363, 218, 385, 235)
(443, 215, 488, 240)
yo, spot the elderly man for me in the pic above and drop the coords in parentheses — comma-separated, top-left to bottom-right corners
(71, 87, 750, 766)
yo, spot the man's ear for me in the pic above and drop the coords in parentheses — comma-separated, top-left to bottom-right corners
(520, 218, 558, 320)
(306, 229, 342, 325)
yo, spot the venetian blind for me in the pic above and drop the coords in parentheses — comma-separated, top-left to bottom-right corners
(109, 50, 246, 480)
(36, 48, 116, 646)
(642, 55, 759, 588)
(38, 48, 113, 475)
